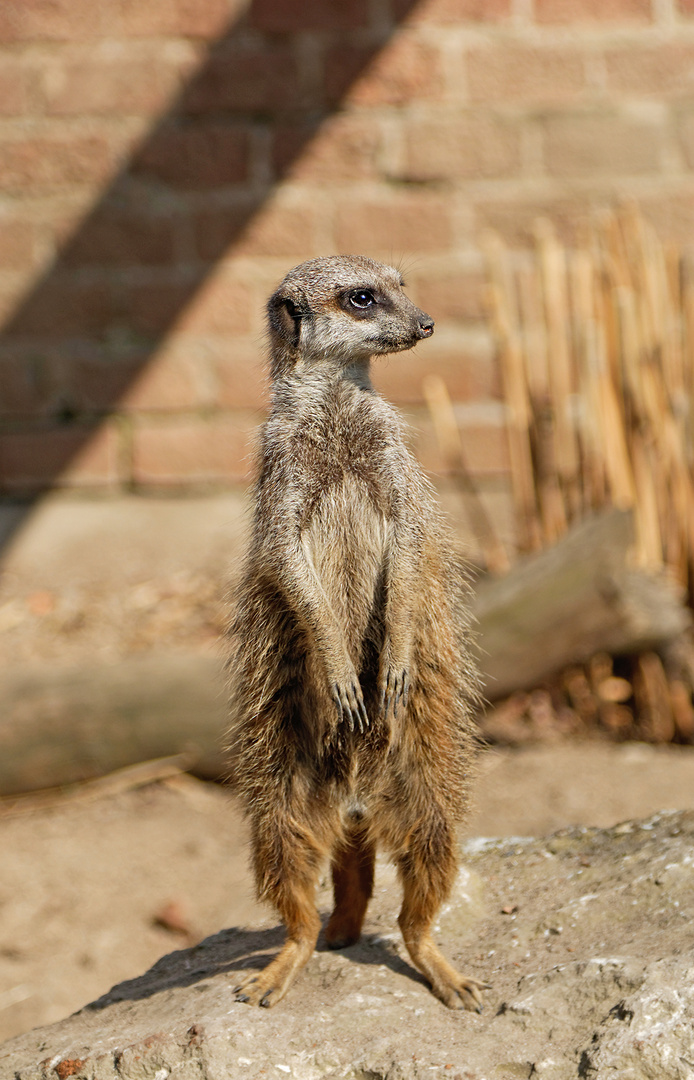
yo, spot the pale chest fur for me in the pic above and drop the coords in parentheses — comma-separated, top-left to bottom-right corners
(263, 382, 407, 650)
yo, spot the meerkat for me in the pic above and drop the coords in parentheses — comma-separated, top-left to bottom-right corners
(226, 254, 487, 1012)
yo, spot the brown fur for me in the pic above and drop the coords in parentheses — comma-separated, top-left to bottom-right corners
(226, 255, 486, 1010)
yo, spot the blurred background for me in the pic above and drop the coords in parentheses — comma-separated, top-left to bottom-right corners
(2, 0, 694, 1045)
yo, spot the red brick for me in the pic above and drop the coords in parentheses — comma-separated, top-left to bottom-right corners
(62, 351, 146, 413)
(677, 110, 694, 169)
(224, 200, 322, 260)
(182, 42, 301, 115)
(0, 55, 33, 113)
(0, 135, 112, 196)
(325, 36, 444, 108)
(392, 0, 511, 22)
(63, 209, 176, 268)
(0, 422, 121, 494)
(212, 339, 270, 411)
(0, 352, 59, 417)
(458, 419, 509, 475)
(535, 0, 652, 21)
(131, 413, 258, 487)
(8, 275, 113, 337)
(43, 53, 178, 116)
(333, 192, 454, 255)
(175, 272, 254, 335)
(120, 346, 211, 411)
(119, 281, 197, 337)
(409, 265, 489, 323)
(468, 44, 588, 106)
(402, 113, 522, 181)
(249, 0, 369, 33)
(193, 203, 252, 262)
(636, 192, 694, 247)
(0, 219, 36, 268)
(542, 111, 666, 177)
(273, 115, 384, 182)
(118, 0, 237, 38)
(133, 123, 250, 190)
(605, 45, 694, 98)
(371, 333, 500, 404)
(0, 0, 108, 42)
(473, 196, 594, 246)
(197, 196, 321, 263)
(410, 413, 509, 476)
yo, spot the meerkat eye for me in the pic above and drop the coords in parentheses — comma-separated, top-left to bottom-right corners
(349, 289, 375, 309)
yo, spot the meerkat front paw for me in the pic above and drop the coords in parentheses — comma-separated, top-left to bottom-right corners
(331, 672, 369, 732)
(379, 665, 410, 718)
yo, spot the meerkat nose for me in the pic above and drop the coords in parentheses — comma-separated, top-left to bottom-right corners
(417, 316, 435, 339)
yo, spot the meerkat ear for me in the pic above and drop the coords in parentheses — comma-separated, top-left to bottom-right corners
(267, 288, 309, 347)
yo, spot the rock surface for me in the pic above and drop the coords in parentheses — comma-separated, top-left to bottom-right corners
(3, 810, 694, 1080)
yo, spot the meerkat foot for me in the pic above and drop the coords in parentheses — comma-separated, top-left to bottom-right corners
(325, 909, 363, 949)
(402, 934, 490, 1012)
(432, 971, 490, 1013)
(233, 940, 314, 1008)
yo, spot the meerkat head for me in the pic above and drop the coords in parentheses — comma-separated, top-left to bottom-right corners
(267, 255, 434, 376)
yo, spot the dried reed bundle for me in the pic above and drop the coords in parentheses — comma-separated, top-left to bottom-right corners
(483, 204, 694, 601)
(467, 205, 694, 744)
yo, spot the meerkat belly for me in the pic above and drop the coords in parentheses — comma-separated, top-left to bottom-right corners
(302, 475, 387, 654)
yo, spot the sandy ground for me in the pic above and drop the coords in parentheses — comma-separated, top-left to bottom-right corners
(3, 740, 694, 1046)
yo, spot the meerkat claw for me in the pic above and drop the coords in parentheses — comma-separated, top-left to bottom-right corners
(332, 685, 345, 725)
(400, 671, 410, 709)
(460, 979, 491, 1012)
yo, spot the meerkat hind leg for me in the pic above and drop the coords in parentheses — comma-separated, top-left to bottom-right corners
(234, 827, 322, 1008)
(325, 823, 375, 949)
(397, 825, 489, 1012)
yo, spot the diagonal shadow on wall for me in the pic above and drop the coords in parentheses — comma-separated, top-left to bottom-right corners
(0, 0, 421, 550)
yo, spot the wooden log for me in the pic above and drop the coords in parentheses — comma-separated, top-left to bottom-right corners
(474, 508, 691, 700)
(633, 652, 676, 743)
(0, 510, 691, 796)
(669, 679, 694, 741)
(0, 654, 228, 797)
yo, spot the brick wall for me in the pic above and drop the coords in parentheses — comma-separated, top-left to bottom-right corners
(1, 0, 694, 531)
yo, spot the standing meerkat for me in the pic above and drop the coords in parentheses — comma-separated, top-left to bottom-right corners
(227, 254, 487, 1011)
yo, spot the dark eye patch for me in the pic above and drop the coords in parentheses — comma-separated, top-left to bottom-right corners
(338, 286, 390, 317)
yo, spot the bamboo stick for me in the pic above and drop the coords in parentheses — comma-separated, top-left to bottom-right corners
(422, 374, 511, 575)
(484, 233, 542, 552)
(571, 250, 606, 513)
(535, 218, 580, 520)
